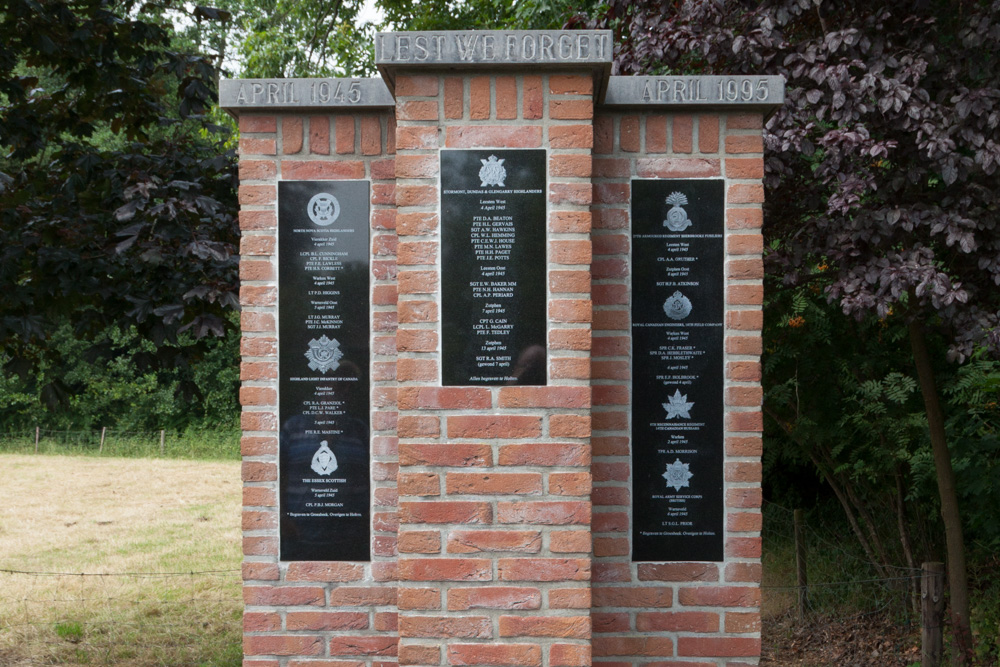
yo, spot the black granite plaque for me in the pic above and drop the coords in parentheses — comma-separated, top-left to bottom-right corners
(441, 149, 547, 386)
(278, 180, 370, 561)
(631, 179, 725, 562)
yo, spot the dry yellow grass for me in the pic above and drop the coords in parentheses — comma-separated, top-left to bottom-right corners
(0, 453, 243, 666)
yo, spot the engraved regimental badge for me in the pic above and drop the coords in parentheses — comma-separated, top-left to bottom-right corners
(663, 389, 694, 420)
(305, 335, 344, 373)
(479, 155, 507, 187)
(311, 440, 338, 476)
(663, 191, 692, 231)
(663, 459, 694, 491)
(307, 193, 341, 226)
(663, 291, 693, 320)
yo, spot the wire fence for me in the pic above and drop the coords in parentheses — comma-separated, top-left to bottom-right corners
(761, 499, 921, 618)
(0, 442, 243, 664)
(759, 500, 927, 665)
(0, 447, 943, 665)
(0, 426, 239, 459)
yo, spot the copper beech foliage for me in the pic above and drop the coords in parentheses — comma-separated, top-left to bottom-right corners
(0, 0, 238, 399)
(579, 0, 1000, 361)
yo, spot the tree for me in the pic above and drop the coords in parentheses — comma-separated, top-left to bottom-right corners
(582, 0, 1000, 659)
(1, 0, 588, 427)
(234, 0, 586, 78)
(236, 0, 378, 77)
(0, 0, 238, 412)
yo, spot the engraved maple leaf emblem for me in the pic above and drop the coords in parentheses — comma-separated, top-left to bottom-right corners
(663, 389, 694, 419)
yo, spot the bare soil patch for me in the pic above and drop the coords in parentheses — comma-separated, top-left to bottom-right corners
(761, 609, 921, 666)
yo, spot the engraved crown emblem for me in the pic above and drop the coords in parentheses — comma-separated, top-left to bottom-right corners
(479, 155, 507, 187)
(663, 291, 692, 320)
(663, 191, 692, 231)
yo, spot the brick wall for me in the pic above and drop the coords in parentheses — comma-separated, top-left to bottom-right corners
(236, 79, 766, 667)
(393, 71, 595, 667)
(589, 111, 764, 666)
(238, 109, 401, 666)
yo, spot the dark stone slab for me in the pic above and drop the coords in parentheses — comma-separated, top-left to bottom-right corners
(631, 179, 725, 562)
(440, 149, 547, 386)
(278, 180, 371, 561)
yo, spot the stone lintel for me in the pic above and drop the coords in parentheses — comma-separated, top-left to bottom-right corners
(219, 73, 785, 117)
(375, 30, 614, 101)
(604, 75, 785, 113)
(219, 77, 394, 116)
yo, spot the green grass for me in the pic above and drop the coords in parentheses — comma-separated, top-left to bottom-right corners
(0, 426, 240, 460)
(0, 453, 242, 666)
(55, 621, 84, 642)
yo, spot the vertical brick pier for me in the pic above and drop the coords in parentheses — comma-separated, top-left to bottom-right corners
(223, 30, 782, 667)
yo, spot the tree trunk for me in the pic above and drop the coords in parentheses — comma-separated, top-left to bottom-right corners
(763, 405, 889, 578)
(842, 472, 892, 568)
(908, 320, 974, 663)
(895, 465, 920, 618)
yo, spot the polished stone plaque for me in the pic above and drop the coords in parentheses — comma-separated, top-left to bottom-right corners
(631, 179, 724, 562)
(278, 180, 370, 561)
(441, 149, 547, 386)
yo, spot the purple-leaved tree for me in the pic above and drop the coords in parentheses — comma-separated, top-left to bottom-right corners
(578, 0, 1000, 659)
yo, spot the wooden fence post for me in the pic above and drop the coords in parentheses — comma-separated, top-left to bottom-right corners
(922, 561, 945, 667)
(99, 427, 106, 453)
(159, 430, 165, 456)
(794, 508, 808, 622)
(35, 426, 40, 453)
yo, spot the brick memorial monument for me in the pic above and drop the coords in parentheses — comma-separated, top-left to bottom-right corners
(223, 29, 782, 667)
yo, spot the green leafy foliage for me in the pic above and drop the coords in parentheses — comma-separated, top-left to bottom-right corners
(763, 272, 1000, 550)
(237, 0, 378, 77)
(0, 0, 239, 420)
(232, 0, 587, 79)
(0, 321, 240, 431)
(582, 1, 1000, 652)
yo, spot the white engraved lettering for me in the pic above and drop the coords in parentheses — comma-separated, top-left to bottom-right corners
(455, 33, 480, 61)
(482, 34, 496, 59)
(540, 34, 554, 59)
(396, 35, 411, 60)
(522, 35, 536, 59)
(558, 34, 572, 59)
(414, 35, 429, 61)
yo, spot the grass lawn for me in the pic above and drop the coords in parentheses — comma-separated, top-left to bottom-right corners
(0, 453, 243, 666)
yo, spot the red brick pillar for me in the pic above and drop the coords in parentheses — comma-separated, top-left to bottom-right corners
(589, 109, 766, 665)
(237, 106, 402, 665)
(392, 70, 596, 667)
(227, 60, 778, 667)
